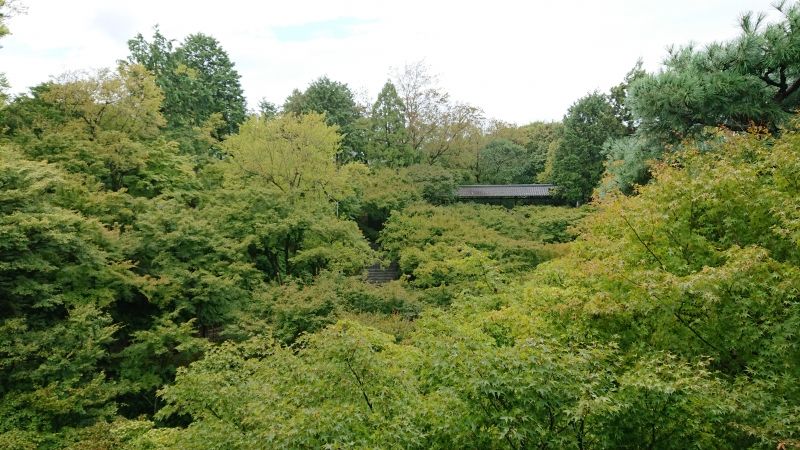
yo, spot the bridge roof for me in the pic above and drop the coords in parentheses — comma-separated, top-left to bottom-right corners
(456, 184, 555, 198)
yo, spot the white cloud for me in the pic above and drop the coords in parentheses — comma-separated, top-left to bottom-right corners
(0, 0, 780, 123)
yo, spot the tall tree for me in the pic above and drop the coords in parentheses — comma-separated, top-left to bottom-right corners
(0, 0, 22, 105)
(283, 76, 363, 162)
(484, 121, 563, 182)
(608, 60, 646, 134)
(597, 61, 650, 194)
(391, 61, 484, 165)
(392, 61, 443, 154)
(1, 65, 200, 198)
(41, 64, 165, 141)
(521, 122, 564, 182)
(0, 151, 135, 444)
(628, 2, 800, 140)
(223, 113, 341, 196)
(257, 98, 279, 119)
(366, 80, 412, 167)
(176, 33, 246, 134)
(548, 92, 625, 204)
(127, 28, 246, 137)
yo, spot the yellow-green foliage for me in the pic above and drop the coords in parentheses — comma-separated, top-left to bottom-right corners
(142, 125, 800, 448)
(40, 64, 166, 140)
(5, 12, 800, 445)
(223, 113, 341, 196)
(379, 202, 587, 303)
(526, 128, 800, 445)
(229, 273, 421, 344)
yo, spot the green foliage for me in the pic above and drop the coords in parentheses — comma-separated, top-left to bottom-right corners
(547, 92, 626, 204)
(204, 175, 374, 284)
(599, 134, 661, 195)
(6, 5, 800, 446)
(284, 77, 360, 130)
(528, 127, 800, 444)
(40, 64, 165, 141)
(406, 164, 459, 205)
(224, 269, 419, 345)
(476, 139, 530, 184)
(0, 0, 17, 106)
(367, 80, 414, 167)
(256, 98, 278, 119)
(223, 113, 341, 196)
(522, 122, 564, 182)
(142, 122, 798, 448)
(147, 324, 423, 448)
(283, 76, 364, 161)
(0, 307, 120, 441)
(630, 69, 780, 140)
(147, 308, 736, 448)
(128, 28, 246, 138)
(0, 151, 133, 316)
(484, 121, 564, 183)
(628, 3, 800, 140)
(1, 66, 198, 199)
(116, 314, 209, 416)
(176, 34, 247, 135)
(346, 166, 421, 240)
(127, 196, 260, 329)
(0, 72, 9, 106)
(380, 203, 586, 304)
(608, 59, 647, 134)
(0, 148, 132, 443)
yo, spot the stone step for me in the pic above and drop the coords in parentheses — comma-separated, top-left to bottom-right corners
(365, 261, 400, 284)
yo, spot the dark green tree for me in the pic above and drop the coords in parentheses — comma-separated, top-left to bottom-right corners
(608, 59, 646, 134)
(548, 92, 625, 204)
(475, 139, 529, 184)
(257, 98, 279, 119)
(282, 88, 304, 114)
(176, 33, 246, 135)
(628, 2, 800, 140)
(127, 28, 246, 138)
(599, 61, 651, 195)
(283, 76, 363, 161)
(405, 164, 459, 205)
(366, 80, 412, 167)
(486, 121, 563, 182)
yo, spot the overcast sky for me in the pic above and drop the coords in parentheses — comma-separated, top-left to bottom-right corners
(0, 0, 780, 124)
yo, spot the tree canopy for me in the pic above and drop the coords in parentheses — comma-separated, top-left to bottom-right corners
(629, 3, 800, 139)
(283, 76, 363, 162)
(128, 28, 246, 138)
(3, 3, 800, 448)
(366, 80, 413, 167)
(547, 92, 625, 204)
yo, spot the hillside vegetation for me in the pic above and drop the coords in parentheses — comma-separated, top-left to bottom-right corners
(1, 2, 799, 448)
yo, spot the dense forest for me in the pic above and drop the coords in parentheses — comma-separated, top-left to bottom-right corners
(1, 1, 799, 448)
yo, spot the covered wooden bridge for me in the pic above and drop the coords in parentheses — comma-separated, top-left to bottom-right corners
(455, 184, 557, 205)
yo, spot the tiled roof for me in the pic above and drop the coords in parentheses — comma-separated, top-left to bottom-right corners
(456, 184, 555, 198)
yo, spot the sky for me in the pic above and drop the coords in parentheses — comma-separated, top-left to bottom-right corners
(0, 0, 781, 124)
